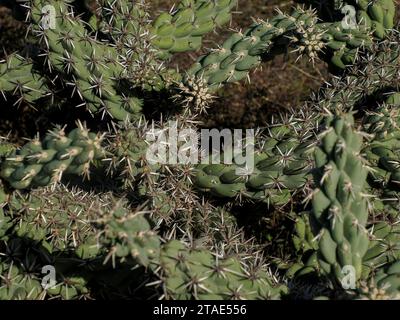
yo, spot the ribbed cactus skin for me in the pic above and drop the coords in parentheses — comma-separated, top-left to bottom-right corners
(352, 0, 396, 38)
(292, 212, 319, 256)
(157, 240, 286, 300)
(0, 54, 49, 104)
(362, 221, 400, 278)
(373, 260, 400, 295)
(287, 215, 400, 282)
(30, 0, 143, 121)
(284, 212, 320, 279)
(150, 0, 238, 58)
(311, 113, 369, 283)
(0, 123, 104, 189)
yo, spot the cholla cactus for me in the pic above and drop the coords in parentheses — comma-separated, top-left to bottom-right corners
(156, 240, 286, 300)
(311, 111, 370, 284)
(1, 0, 400, 301)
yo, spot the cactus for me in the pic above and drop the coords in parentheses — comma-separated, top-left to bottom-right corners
(287, 215, 400, 282)
(0, 183, 163, 299)
(94, 200, 160, 267)
(149, 0, 238, 58)
(2, 185, 113, 259)
(96, 0, 180, 91)
(292, 212, 319, 257)
(362, 96, 400, 220)
(370, 260, 400, 296)
(0, 122, 105, 189)
(311, 112, 370, 284)
(362, 221, 400, 278)
(184, 2, 395, 91)
(0, 0, 393, 121)
(1, 0, 400, 301)
(0, 261, 47, 300)
(302, 0, 395, 39)
(1, 183, 160, 265)
(29, 0, 143, 121)
(0, 54, 50, 105)
(351, 0, 396, 38)
(98, 0, 237, 59)
(104, 120, 159, 190)
(358, 260, 400, 299)
(193, 110, 317, 206)
(156, 240, 286, 300)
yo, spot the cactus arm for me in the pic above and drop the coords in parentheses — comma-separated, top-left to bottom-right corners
(0, 122, 157, 191)
(0, 122, 105, 190)
(156, 240, 286, 300)
(185, 6, 318, 91)
(29, 0, 142, 121)
(185, 2, 395, 91)
(150, 0, 238, 59)
(192, 35, 400, 205)
(311, 112, 370, 283)
(192, 114, 317, 206)
(0, 53, 50, 105)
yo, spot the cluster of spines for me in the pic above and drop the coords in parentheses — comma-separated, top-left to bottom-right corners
(29, 0, 143, 121)
(156, 240, 286, 300)
(96, 0, 179, 92)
